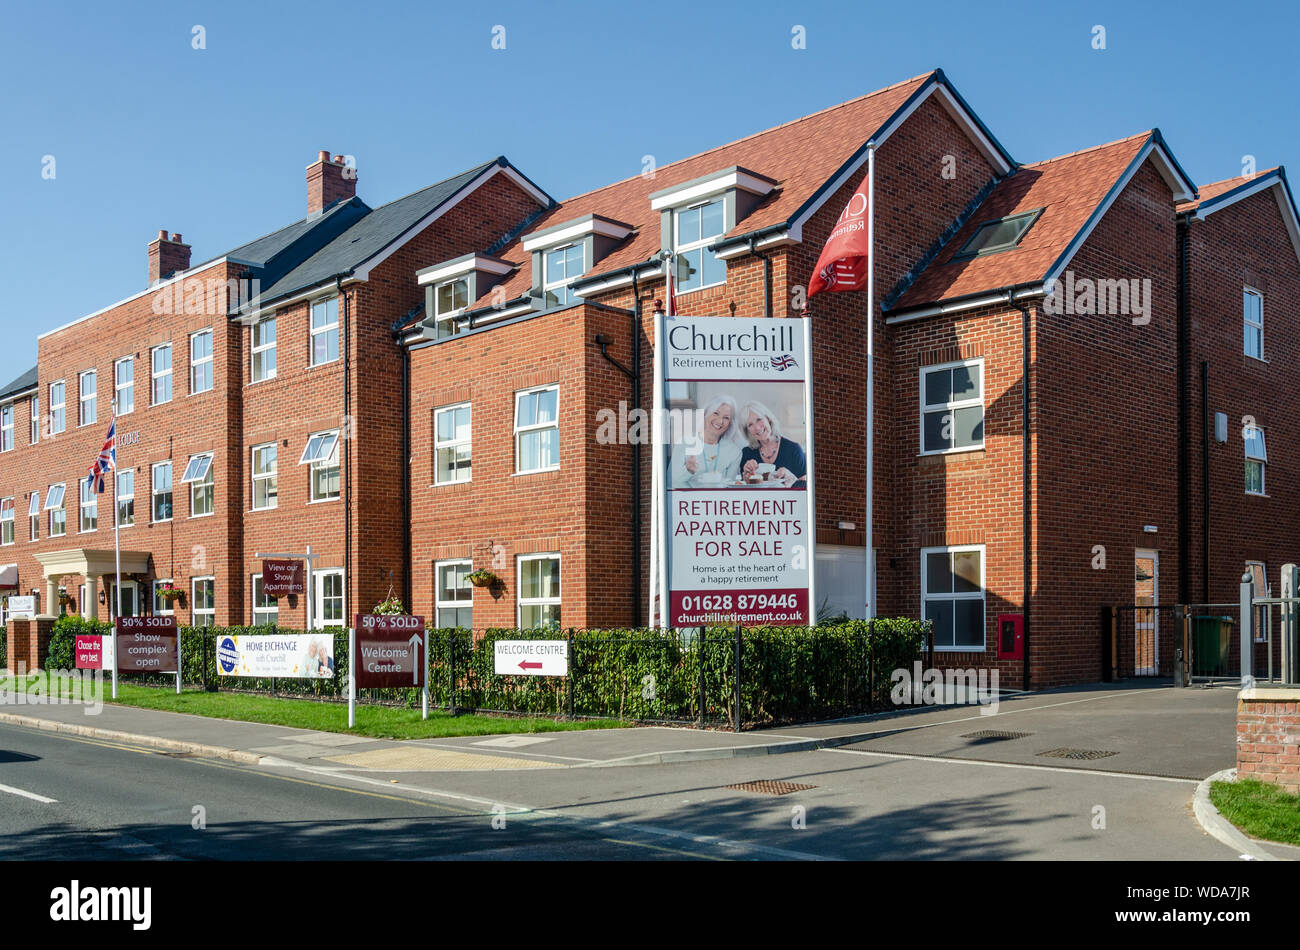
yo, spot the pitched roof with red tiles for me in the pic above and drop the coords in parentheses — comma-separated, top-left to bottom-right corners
(890, 132, 1157, 312)
(462, 72, 943, 311)
(1177, 167, 1280, 213)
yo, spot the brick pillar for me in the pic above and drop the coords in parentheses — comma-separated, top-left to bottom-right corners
(6, 618, 29, 674)
(32, 617, 54, 670)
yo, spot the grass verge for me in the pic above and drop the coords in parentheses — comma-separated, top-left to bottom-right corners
(0, 673, 627, 739)
(1209, 777, 1300, 846)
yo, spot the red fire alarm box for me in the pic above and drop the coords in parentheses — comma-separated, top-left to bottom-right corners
(997, 613, 1023, 660)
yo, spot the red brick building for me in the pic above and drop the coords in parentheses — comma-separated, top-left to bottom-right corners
(0, 150, 551, 629)
(3, 69, 1297, 689)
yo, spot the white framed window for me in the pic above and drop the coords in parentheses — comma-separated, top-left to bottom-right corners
(313, 569, 345, 629)
(515, 385, 559, 474)
(114, 358, 134, 414)
(517, 554, 560, 628)
(151, 461, 173, 522)
(79, 478, 97, 533)
(0, 404, 12, 452)
(921, 545, 986, 651)
(151, 344, 173, 405)
(190, 328, 213, 394)
(49, 380, 66, 434)
(434, 403, 472, 484)
(28, 491, 39, 541)
(0, 497, 13, 546)
(153, 579, 175, 617)
(543, 243, 585, 308)
(435, 559, 473, 628)
(1245, 423, 1267, 495)
(252, 442, 277, 510)
(115, 469, 134, 527)
(29, 396, 38, 444)
(920, 359, 984, 455)
(673, 199, 727, 293)
(45, 482, 66, 538)
(182, 453, 214, 517)
(191, 576, 215, 627)
(251, 317, 276, 382)
(78, 370, 96, 426)
(433, 278, 468, 340)
(299, 431, 340, 502)
(1244, 288, 1264, 361)
(310, 297, 339, 366)
(251, 574, 278, 626)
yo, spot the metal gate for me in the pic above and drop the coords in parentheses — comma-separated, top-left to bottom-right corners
(1105, 605, 1180, 679)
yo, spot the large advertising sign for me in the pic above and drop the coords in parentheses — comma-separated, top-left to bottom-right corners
(216, 634, 335, 679)
(353, 614, 425, 688)
(115, 617, 179, 673)
(660, 315, 815, 626)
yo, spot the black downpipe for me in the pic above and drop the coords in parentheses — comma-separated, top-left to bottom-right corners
(747, 237, 773, 318)
(401, 341, 411, 611)
(594, 285, 642, 626)
(1009, 290, 1033, 691)
(1201, 360, 1211, 603)
(1176, 214, 1191, 603)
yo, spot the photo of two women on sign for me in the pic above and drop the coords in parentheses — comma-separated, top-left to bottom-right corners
(668, 380, 808, 490)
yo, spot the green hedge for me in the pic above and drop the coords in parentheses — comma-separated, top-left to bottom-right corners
(42, 616, 929, 727)
(0, 626, 5, 670)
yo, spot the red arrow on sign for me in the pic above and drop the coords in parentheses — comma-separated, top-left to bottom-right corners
(518, 660, 542, 671)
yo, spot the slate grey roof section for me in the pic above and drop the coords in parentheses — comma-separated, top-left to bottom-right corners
(0, 366, 37, 402)
(253, 158, 517, 308)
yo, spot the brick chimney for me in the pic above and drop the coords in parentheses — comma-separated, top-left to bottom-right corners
(148, 230, 191, 285)
(306, 150, 357, 215)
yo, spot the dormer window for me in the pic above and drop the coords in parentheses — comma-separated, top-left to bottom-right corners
(648, 166, 777, 297)
(543, 244, 585, 308)
(674, 199, 727, 293)
(416, 254, 512, 341)
(521, 214, 632, 311)
(433, 278, 469, 340)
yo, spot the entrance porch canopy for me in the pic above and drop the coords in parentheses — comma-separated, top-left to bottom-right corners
(33, 548, 153, 618)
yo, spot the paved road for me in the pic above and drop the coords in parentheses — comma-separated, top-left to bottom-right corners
(0, 683, 1243, 861)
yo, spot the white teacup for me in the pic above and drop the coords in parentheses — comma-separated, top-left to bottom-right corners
(755, 462, 776, 478)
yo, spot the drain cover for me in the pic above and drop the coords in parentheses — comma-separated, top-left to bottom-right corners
(1036, 747, 1117, 761)
(724, 780, 816, 796)
(960, 730, 1032, 741)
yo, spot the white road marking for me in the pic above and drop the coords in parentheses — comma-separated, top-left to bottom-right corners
(823, 746, 1198, 784)
(0, 781, 57, 803)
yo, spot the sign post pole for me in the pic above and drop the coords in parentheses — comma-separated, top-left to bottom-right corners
(176, 630, 182, 695)
(345, 629, 356, 732)
(421, 628, 429, 721)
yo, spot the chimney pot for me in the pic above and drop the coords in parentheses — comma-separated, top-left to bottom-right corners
(148, 228, 191, 285)
(307, 148, 357, 215)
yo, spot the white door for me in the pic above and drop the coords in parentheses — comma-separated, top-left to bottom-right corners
(110, 580, 138, 620)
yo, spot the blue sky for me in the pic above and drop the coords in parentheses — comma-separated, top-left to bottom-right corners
(0, 0, 1294, 386)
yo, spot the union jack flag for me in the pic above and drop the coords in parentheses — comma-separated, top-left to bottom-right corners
(87, 416, 116, 493)
(770, 354, 798, 371)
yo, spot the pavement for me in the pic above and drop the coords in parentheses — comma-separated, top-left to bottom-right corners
(0, 678, 1288, 860)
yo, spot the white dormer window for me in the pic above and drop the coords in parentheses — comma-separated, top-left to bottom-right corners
(674, 199, 727, 293)
(543, 244, 585, 308)
(434, 278, 468, 340)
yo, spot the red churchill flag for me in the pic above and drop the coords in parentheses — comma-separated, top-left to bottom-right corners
(806, 172, 871, 299)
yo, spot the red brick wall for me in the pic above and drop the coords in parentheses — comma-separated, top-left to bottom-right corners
(1186, 187, 1300, 672)
(0, 259, 246, 624)
(1237, 691, 1300, 793)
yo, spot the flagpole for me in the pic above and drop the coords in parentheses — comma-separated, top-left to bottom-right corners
(111, 411, 120, 699)
(865, 143, 875, 620)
